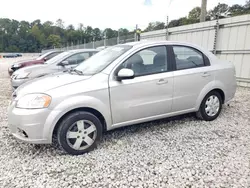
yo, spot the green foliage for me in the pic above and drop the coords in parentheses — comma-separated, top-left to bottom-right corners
(168, 2, 249, 28)
(144, 22, 165, 32)
(47, 34, 61, 48)
(188, 7, 201, 20)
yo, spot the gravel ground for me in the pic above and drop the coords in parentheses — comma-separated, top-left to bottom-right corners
(0, 57, 250, 188)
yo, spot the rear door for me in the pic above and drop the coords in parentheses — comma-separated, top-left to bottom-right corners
(171, 45, 214, 112)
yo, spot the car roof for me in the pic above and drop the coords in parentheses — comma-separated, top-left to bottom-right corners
(67, 49, 99, 53)
(123, 40, 201, 48)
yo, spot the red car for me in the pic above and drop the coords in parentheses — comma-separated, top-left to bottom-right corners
(8, 50, 62, 75)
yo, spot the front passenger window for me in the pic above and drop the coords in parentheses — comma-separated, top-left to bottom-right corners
(121, 46, 168, 77)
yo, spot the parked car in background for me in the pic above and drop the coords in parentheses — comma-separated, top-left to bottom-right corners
(8, 50, 63, 75)
(15, 53, 22, 57)
(96, 46, 110, 50)
(8, 41, 236, 155)
(3, 53, 20, 58)
(11, 49, 99, 89)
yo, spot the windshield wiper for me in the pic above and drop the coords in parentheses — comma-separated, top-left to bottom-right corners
(68, 68, 84, 75)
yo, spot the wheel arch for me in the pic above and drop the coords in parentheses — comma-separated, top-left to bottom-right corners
(52, 107, 107, 138)
(43, 95, 112, 143)
(195, 81, 226, 111)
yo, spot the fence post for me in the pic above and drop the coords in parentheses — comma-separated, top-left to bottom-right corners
(166, 16, 169, 40)
(134, 24, 138, 41)
(117, 30, 120, 44)
(104, 32, 107, 47)
(92, 38, 95, 49)
(213, 15, 220, 54)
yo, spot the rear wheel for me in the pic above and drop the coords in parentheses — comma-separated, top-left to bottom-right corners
(196, 91, 222, 121)
(57, 111, 103, 155)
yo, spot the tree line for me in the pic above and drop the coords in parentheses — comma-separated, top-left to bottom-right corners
(144, 1, 250, 31)
(0, 1, 249, 53)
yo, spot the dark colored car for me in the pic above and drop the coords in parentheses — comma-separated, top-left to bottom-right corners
(8, 51, 63, 75)
(3, 53, 20, 58)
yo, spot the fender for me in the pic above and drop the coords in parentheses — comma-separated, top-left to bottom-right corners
(195, 80, 226, 110)
(43, 95, 112, 143)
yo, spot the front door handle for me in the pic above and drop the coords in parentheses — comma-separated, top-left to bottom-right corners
(157, 79, 168, 85)
(202, 72, 211, 77)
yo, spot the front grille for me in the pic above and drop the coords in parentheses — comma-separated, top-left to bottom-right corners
(12, 91, 17, 100)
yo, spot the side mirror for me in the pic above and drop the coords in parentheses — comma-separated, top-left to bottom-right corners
(44, 57, 47, 61)
(117, 68, 134, 81)
(59, 60, 69, 66)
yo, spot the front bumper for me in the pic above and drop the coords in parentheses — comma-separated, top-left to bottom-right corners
(11, 77, 29, 89)
(8, 67, 14, 76)
(8, 101, 52, 144)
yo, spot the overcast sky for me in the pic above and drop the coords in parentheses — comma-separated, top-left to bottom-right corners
(0, 0, 246, 30)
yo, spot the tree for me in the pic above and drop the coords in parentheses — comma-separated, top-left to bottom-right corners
(103, 28, 117, 39)
(188, 7, 201, 20)
(144, 22, 165, 32)
(230, 4, 245, 16)
(56, 19, 64, 29)
(168, 19, 181, 28)
(93, 28, 101, 41)
(209, 3, 229, 18)
(47, 34, 61, 48)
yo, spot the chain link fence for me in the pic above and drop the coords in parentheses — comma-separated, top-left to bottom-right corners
(41, 34, 135, 53)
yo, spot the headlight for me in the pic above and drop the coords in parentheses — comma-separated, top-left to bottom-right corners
(13, 64, 21, 68)
(16, 94, 52, 109)
(16, 72, 31, 79)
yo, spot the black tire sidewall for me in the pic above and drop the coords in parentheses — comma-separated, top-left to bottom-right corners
(57, 111, 103, 155)
(199, 91, 222, 121)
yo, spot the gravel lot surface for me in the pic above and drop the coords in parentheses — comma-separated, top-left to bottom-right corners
(0, 56, 250, 188)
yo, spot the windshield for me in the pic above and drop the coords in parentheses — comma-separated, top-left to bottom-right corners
(36, 51, 52, 60)
(44, 51, 72, 64)
(75, 45, 132, 75)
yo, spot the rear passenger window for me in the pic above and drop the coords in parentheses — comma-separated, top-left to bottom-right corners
(121, 46, 168, 77)
(173, 46, 205, 70)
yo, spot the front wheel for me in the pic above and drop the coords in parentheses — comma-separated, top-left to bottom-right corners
(196, 91, 222, 121)
(57, 111, 103, 155)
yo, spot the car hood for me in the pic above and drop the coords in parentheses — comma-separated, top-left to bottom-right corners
(13, 64, 50, 77)
(15, 72, 92, 98)
(12, 59, 42, 66)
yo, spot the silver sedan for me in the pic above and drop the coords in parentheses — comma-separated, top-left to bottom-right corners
(11, 49, 99, 89)
(8, 41, 236, 155)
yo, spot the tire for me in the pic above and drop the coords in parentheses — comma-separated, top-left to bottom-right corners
(56, 111, 103, 155)
(196, 91, 222, 121)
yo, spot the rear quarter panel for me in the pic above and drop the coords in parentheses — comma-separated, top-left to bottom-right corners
(213, 60, 237, 103)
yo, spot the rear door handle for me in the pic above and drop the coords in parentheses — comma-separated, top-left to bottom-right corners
(202, 72, 211, 77)
(157, 79, 168, 85)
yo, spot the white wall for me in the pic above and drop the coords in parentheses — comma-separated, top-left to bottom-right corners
(141, 14, 250, 87)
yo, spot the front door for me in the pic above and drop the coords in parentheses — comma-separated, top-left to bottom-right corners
(109, 45, 174, 125)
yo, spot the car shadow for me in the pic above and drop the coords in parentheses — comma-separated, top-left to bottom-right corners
(13, 113, 198, 156)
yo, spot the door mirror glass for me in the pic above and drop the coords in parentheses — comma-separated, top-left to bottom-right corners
(117, 68, 134, 80)
(59, 60, 69, 66)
